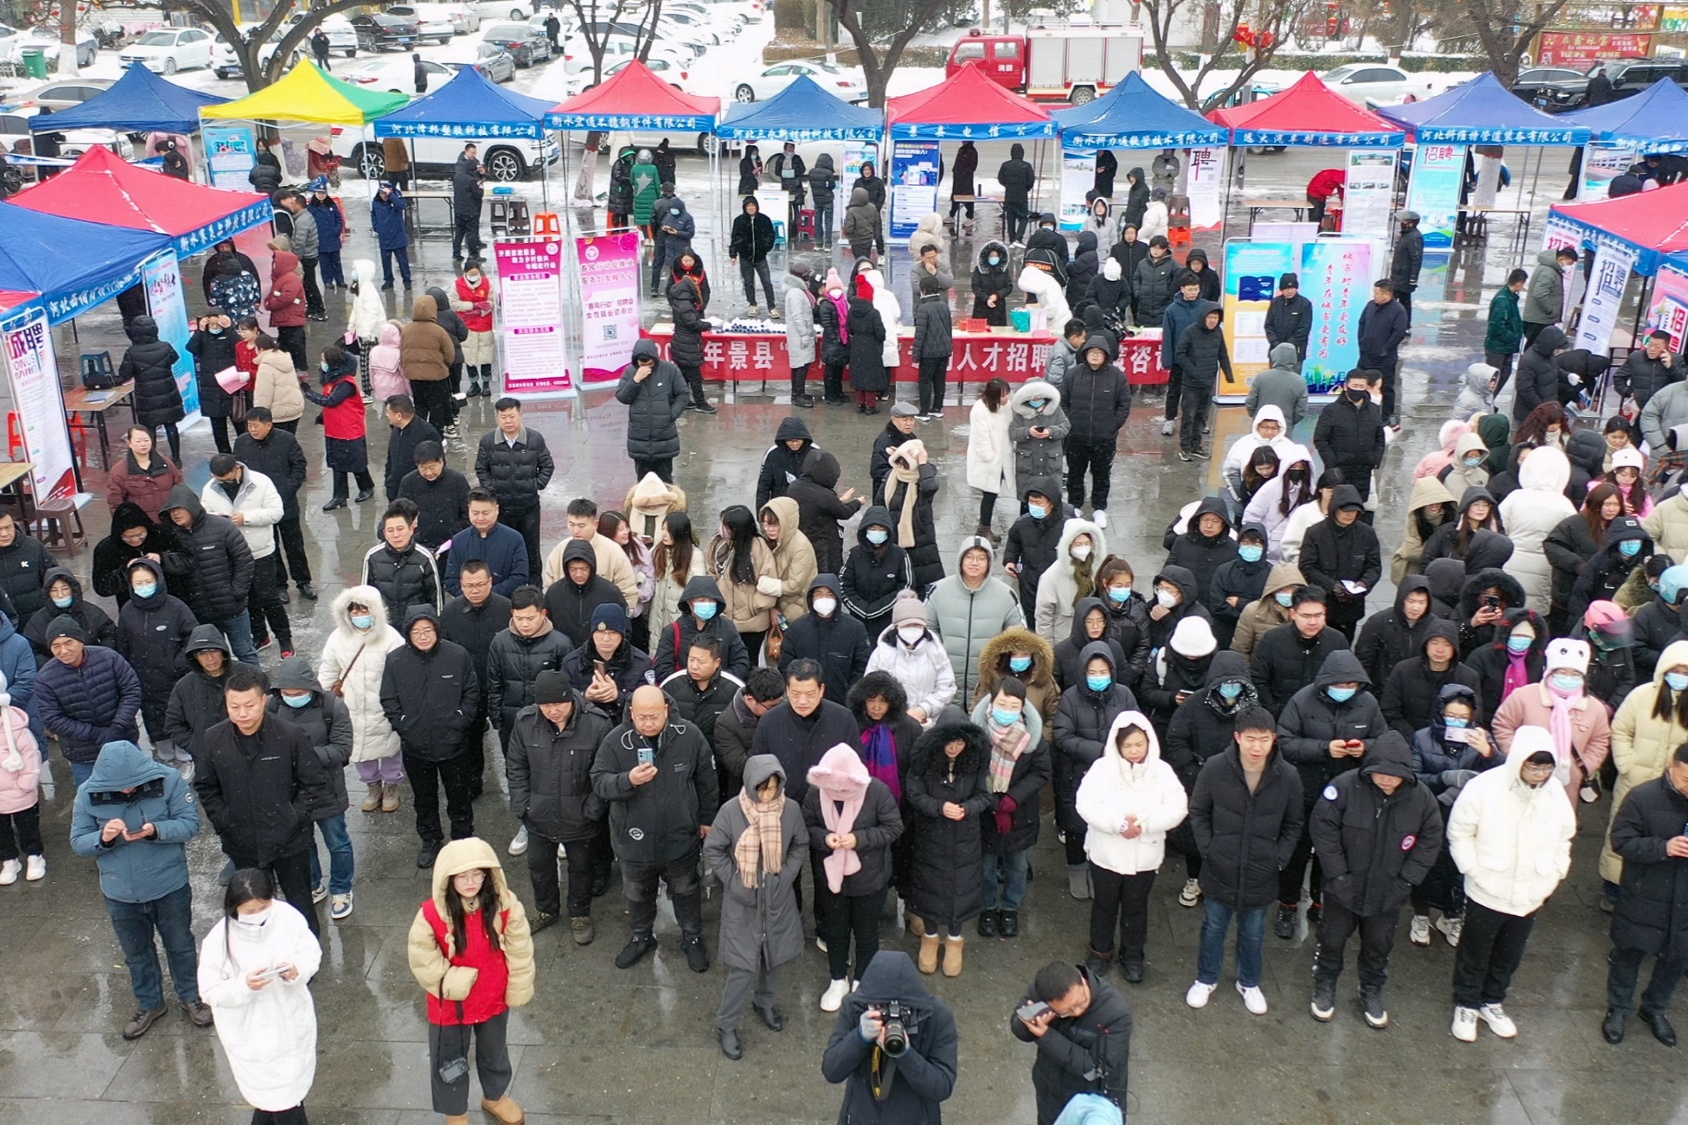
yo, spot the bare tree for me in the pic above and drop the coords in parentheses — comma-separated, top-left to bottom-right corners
(565, 0, 664, 204)
(823, 0, 957, 107)
(1467, 0, 1573, 84)
(58, 0, 78, 78)
(119, 0, 374, 91)
(1139, 0, 1303, 111)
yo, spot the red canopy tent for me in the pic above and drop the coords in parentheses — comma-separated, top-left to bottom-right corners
(8, 146, 271, 258)
(1207, 72, 1404, 147)
(885, 64, 1055, 138)
(0, 290, 39, 314)
(545, 59, 720, 133)
(1549, 181, 1688, 275)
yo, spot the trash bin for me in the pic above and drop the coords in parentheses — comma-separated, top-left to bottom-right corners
(19, 48, 46, 79)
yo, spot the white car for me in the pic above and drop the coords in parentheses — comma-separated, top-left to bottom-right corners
(0, 29, 99, 69)
(1315, 63, 1422, 105)
(472, 0, 533, 22)
(286, 13, 359, 57)
(0, 106, 137, 177)
(343, 55, 454, 93)
(600, 55, 693, 91)
(20, 78, 114, 111)
(733, 59, 867, 103)
(385, 5, 456, 44)
(118, 26, 216, 73)
(335, 122, 559, 181)
(212, 36, 303, 80)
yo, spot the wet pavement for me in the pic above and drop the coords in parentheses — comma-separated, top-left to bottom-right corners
(4, 142, 1682, 1124)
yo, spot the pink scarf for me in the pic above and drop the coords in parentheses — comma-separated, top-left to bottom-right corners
(826, 292, 850, 344)
(1501, 651, 1530, 704)
(1545, 679, 1580, 779)
(807, 744, 870, 893)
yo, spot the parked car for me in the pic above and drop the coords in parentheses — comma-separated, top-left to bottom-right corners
(1537, 58, 1688, 112)
(350, 12, 421, 52)
(287, 12, 359, 57)
(443, 41, 517, 83)
(20, 78, 113, 112)
(733, 59, 866, 103)
(481, 22, 552, 65)
(385, 5, 456, 45)
(345, 55, 453, 93)
(1, 30, 99, 69)
(336, 122, 559, 181)
(118, 26, 216, 73)
(213, 36, 303, 81)
(1510, 66, 1584, 105)
(473, 0, 534, 21)
(0, 106, 136, 174)
(600, 55, 692, 91)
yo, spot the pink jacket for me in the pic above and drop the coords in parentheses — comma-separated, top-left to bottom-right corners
(1490, 682, 1612, 808)
(0, 703, 41, 815)
(369, 322, 408, 405)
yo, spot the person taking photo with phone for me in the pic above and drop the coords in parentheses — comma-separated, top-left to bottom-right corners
(1010, 959, 1133, 1125)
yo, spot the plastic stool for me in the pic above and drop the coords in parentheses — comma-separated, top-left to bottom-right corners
(798, 209, 815, 238)
(1168, 226, 1192, 249)
(489, 199, 511, 236)
(533, 212, 562, 239)
(508, 200, 531, 235)
(31, 499, 85, 556)
(5, 412, 21, 459)
(79, 351, 114, 385)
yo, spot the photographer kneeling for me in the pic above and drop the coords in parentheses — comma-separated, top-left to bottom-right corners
(1010, 960, 1133, 1125)
(822, 950, 958, 1124)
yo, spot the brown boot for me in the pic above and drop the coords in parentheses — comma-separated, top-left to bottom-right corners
(907, 912, 926, 938)
(445, 1117, 469, 1125)
(361, 782, 382, 813)
(481, 1094, 524, 1124)
(917, 933, 940, 974)
(941, 935, 965, 977)
(382, 782, 401, 813)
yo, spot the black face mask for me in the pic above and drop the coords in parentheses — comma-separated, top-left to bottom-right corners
(1347, 388, 1369, 403)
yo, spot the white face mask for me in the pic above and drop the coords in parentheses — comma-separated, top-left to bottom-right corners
(898, 625, 925, 645)
(1155, 589, 1178, 609)
(233, 906, 271, 929)
(1071, 544, 1091, 562)
(812, 596, 838, 617)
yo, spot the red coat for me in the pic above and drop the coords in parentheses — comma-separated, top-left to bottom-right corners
(235, 338, 258, 380)
(420, 898, 512, 1025)
(322, 375, 365, 441)
(264, 251, 307, 328)
(455, 275, 494, 334)
(1307, 168, 1345, 202)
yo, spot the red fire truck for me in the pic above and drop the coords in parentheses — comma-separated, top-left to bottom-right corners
(945, 26, 1145, 104)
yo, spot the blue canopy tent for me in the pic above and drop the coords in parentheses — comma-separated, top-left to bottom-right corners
(1563, 78, 1688, 154)
(716, 74, 882, 142)
(0, 202, 171, 322)
(29, 62, 229, 135)
(1052, 72, 1230, 150)
(375, 64, 557, 141)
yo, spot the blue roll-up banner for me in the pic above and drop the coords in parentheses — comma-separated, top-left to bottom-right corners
(889, 140, 940, 241)
(1404, 142, 1466, 250)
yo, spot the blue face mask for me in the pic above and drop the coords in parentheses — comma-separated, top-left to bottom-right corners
(282, 692, 312, 709)
(131, 583, 157, 600)
(1668, 672, 1688, 693)
(1551, 672, 1584, 692)
(1217, 681, 1244, 701)
(1108, 585, 1130, 603)
(991, 706, 1019, 726)
(1507, 635, 1533, 655)
(320, 361, 330, 374)
(1444, 715, 1470, 729)
(1620, 539, 1643, 557)
(865, 528, 889, 545)
(350, 614, 374, 630)
(51, 594, 72, 609)
(1009, 655, 1032, 673)
(692, 601, 718, 621)
(988, 255, 1002, 266)
(1238, 544, 1264, 564)
(1028, 504, 1047, 520)
(670, 207, 681, 216)
(1327, 686, 1357, 703)
(1275, 590, 1295, 608)
(1086, 673, 1112, 692)
(1028, 399, 1046, 410)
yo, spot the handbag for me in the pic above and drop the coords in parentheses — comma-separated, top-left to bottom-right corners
(329, 645, 362, 697)
(764, 614, 785, 662)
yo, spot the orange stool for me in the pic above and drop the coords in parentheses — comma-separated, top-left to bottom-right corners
(532, 211, 562, 239)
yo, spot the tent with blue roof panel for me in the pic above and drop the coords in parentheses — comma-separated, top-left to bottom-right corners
(30, 62, 229, 135)
(1052, 72, 1229, 150)
(716, 74, 882, 142)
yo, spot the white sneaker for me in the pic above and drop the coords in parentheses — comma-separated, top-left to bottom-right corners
(1185, 980, 1217, 1009)
(508, 825, 529, 856)
(1093, 509, 1109, 529)
(0, 859, 18, 886)
(1178, 878, 1201, 907)
(557, 843, 568, 859)
(311, 883, 329, 904)
(1160, 419, 1175, 436)
(1478, 1003, 1517, 1038)
(1409, 914, 1431, 946)
(330, 893, 354, 921)
(746, 304, 761, 317)
(1237, 983, 1269, 1015)
(1451, 1005, 1479, 1042)
(1436, 915, 1464, 948)
(820, 978, 850, 1012)
(24, 855, 44, 881)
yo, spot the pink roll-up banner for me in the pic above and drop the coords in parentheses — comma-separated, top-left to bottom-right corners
(493, 240, 575, 399)
(575, 231, 642, 384)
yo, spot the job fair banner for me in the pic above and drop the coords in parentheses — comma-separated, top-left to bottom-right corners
(0, 305, 76, 504)
(1218, 240, 1297, 401)
(1301, 238, 1377, 398)
(1186, 147, 1224, 235)
(1342, 150, 1397, 240)
(1580, 142, 1636, 200)
(203, 124, 256, 192)
(1575, 243, 1638, 358)
(1059, 150, 1095, 231)
(889, 140, 940, 241)
(141, 251, 200, 421)
(494, 240, 574, 399)
(1404, 143, 1465, 250)
(574, 231, 641, 385)
(1647, 260, 1688, 352)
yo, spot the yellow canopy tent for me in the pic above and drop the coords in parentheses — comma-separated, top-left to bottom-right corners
(200, 61, 409, 124)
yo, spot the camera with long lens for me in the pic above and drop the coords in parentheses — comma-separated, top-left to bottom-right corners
(881, 1001, 909, 1057)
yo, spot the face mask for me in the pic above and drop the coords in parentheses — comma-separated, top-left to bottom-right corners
(898, 625, 925, 645)
(1028, 399, 1046, 410)
(988, 255, 1001, 266)
(1217, 682, 1244, 701)
(1071, 544, 1091, 561)
(1551, 672, 1584, 692)
(51, 595, 72, 609)
(1327, 686, 1357, 703)
(233, 907, 271, 929)
(282, 692, 312, 709)
(1155, 589, 1178, 609)
(350, 613, 374, 630)
(1667, 672, 1688, 693)
(1347, 388, 1369, 403)
(1108, 585, 1131, 603)
(1462, 456, 1483, 468)
(1507, 635, 1532, 655)
(466, 272, 481, 284)
(320, 361, 330, 374)
(1009, 655, 1033, 673)
(1239, 544, 1264, 564)
(131, 583, 157, 600)
(692, 601, 718, 621)
(1086, 673, 1112, 692)
(1275, 591, 1295, 608)
(1444, 715, 1470, 729)
(1029, 504, 1047, 520)
(207, 325, 223, 335)
(865, 528, 889, 545)
(991, 706, 1019, 726)
(811, 596, 837, 617)
(1620, 539, 1642, 557)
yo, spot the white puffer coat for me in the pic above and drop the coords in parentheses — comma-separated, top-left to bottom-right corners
(864, 622, 956, 724)
(862, 268, 902, 369)
(965, 395, 1014, 497)
(1077, 711, 1188, 875)
(1499, 445, 1576, 614)
(317, 584, 404, 763)
(1447, 726, 1577, 917)
(1034, 517, 1106, 646)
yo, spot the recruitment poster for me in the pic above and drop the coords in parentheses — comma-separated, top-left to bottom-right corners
(888, 141, 940, 241)
(494, 240, 575, 398)
(1186, 147, 1224, 235)
(141, 251, 201, 421)
(1575, 244, 1637, 357)
(574, 231, 641, 385)
(0, 305, 76, 503)
(1646, 260, 1688, 351)
(1404, 143, 1465, 249)
(1218, 240, 1296, 401)
(203, 123, 256, 191)
(1059, 151, 1096, 231)
(1300, 238, 1375, 398)
(1580, 142, 1636, 200)
(1342, 150, 1396, 240)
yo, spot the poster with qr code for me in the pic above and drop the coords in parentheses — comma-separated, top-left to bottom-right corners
(494, 240, 575, 398)
(576, 231, 642, 384)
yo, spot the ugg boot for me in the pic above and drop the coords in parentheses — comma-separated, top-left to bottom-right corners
(917, 933, 941, 974)
(382, 783, 401, 813)
(481, 1094, 525, 1124)
(941, 935, 965, 977)
(1067, 864, 1092, 900)
(361, 782, 382, 813)
(446, 1115, 469, 1125)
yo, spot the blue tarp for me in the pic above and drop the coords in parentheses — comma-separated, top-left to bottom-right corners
(375, 64, 556, 141)
(717, 75, 882, 142)
(30, 63, 228, 135)
(1052, 72, 1230, 150)
(0, 202, 171, 323)
(1377, 72, 1589, 146)
(1562, 78, 1688, 155)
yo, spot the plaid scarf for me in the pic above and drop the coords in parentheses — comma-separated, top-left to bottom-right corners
(733, 786, 788, 889)
(985, 712, 1030, 794)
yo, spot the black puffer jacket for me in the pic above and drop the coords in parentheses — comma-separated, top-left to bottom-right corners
(1299, 489, 1383, 629)
(379, 606, 480, 761)
(384, 417, 440, 501)
(1009, 964, 1132, 1125)
(473, 423, 553, 514)
(195, 710, 330, 866)
(592, 710, 719, 866)
(1276, 650, 1388, 809)
(904, 718, 994, 930)
(161, 625, 229, 760)
(1314, 398, 1386, 478)
(485, 621, 570, 733)
(883, 453, 943, 590)
(1352, 574, 1440, 687)
(543, 539, 625, 650)
(668, 274, 710, 370)
(1133, 251, 1177, 325)
(1455, 567, 1529, 657)
(652, 575, 751, 680)
(802, 773, 902, 896)
(1065, 230, 1099, 308)
(185, 324, 238, 420)
(1310, 731, 1443, 916)
(1379, 620, 1481, 740)
(750, 696, 860, 804)
(24, 567, 117, 664)
(1173, 301, 1232, 386)
(232, 426, 307, 516)
(1145, 564, 1214, 652)
(845, 294, 887, 393)
(157, 484, 254, 624)
(978, 722, 1052, 856)
(1248, 620, 1350, 716)
(1002, 478, 1073, 614)
(507, 689, 612, 844)
(360, 541, 440, 627)
(1570, 516, 1653, 624)
(838, 506, 912, 628)
(1062, 337, 1132, 444)
(116, 559, 198, 735)
(971, 240, 1014, 323)
(1191, 744, 1304, 909)
(120, 316, 184, 427)
(34, 642, 141, 763)
(0, 531, 54, 622)
(563, 635, 655, 724)
(777, 576, 870, 704)
(1544, 509, 1603, 615)
(1164, 651, 1259, 789)
(265, 655, 354, 820)
(1207, 530, 1271, 650)
(755, 416, 814, 509)
(822, 954, 958, 1125)
(1053, 596, 1129, 693)
(93, 503, 180, 609)
(1514, 326, 1567, 421)
(1465, 607, 1548, 720)
(615, 338, 689, 462)
(654, 662, 738, 744)
(1610, 773, 1688, 961)
(1052, 641, 1139, 779)
(1165, 496, 1239, 606)
(786, 449, 861, 574)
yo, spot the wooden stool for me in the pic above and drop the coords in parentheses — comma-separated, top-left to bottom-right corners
(32, 499, 86, 556)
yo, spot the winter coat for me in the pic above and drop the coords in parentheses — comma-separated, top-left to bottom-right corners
(1190, 744, 1304, 909)
(161, 626, 231, 763)
(1499, 445, 1576, 613)
(397, 294, 455, 386)
(93, 504, 178, 611)
(108, 447, 185, 523)
(370, 187, 410, 250)
(1207, 548, 1270, 650)
(1641, 382, 1688, 451)
(1491, 680, 1612, 808)
(706, 532, 780, 638)
(1311, 732, 1443, 915)
(1447, 730, 1577, 917)
(564, 632, 654, 724)
(904, 719, 993, 930)
(807, 153, 838, 208)
(1601, 644, 1688, 883)
(1485, 284, 1524, 356)
(614, 337, 690, 461)
(444, 522, 528, 598)
(120, 317, 184, 427)
(158, 485, 254, 625)
(653, 576, 752, 681)
(406, 838, 534, 1026)
(1132, 251, 1177, 325)
(802, 767, 902, 899)
(1568, 517, 1653, 624)
(317, 586, 404, 764)
(23, 567, 117, 663)
(821, 952, 958, 1125)
(543, 540, 623, 652)
(1035, 517, 1107, 646)
(841, 186, 879, 249)
(1230, 562, 1304, 660)
(1053, 642, 1138, 778)
(1242, 449, 1317, 563)
(1163, 651, 1255, 784)
(1174, 305, 1232, 387)
(761, 496, 819, 624)
(1245, 348, 1310, 430)
(883, 451, 942, 590)
(1003, 488, 1074, 617)
(997, 143, 1035, 204)
(782, 274, 818, 367)
(1298, 495, 1382, 629)
(35, 640, 140, 764)
(592, 711, 719, 866)
(912, 291, 952, 361)
(198, 900, 320, 1113)
(1221, 405, 1297, 504)
(729, 202, 777, 263)
(1143, 564, 1213, 653)
(1514, 325, 1568, 421)
(380, 606, 478, 763)
(1353, 575, 1440, 687)
(1610, 771, 1688, 960)
(1063, 340, 1132, 444)
(1163, 496, 1238, 606)
(199, 466, 283, 561)
(1276, 650, 1388, 808)
(1161, 291, 1205, 371)
(263, 253, 306, 330)
(117, 563, 197, 737)
(1409, 683, 1500, 793)
(507, 690, 611, 844)
(474, 426, 553, 518)
(839, 509, 912, 628)
(924, 538, 1025, 700)
(382, 416, 440, 501)
(966, 694, 1051, 854)
(0, 699, 36, 815)
(233, 427, 306, 517)
(1055, 596, 1142, 694)
(866, 621, 957, 723)
(756, 416, 814, 509)
(1078, 710, 1187, 875)
(1009, 965, 1132, 1125)
(703, 755, 809, 973)
(250, 348, 304, 423)
(1521, 248, 1567, 325)
(1379, 620, 1481, 740)
(1391, 474, 1458, 584)
(1643, 490, 1688, 566)
(70, 739, 199, 903)
(844, 292, 889, 391)
(484, 618, 569, 739)
(1614, 348, 1681, 407)
(787, 450, 862, 576)
(972, 240, 1015, 323)
(1008, 382, 1070, 496)
(778, 578, 870, 705)
(1264, 292, 1313, 358)
(195, 705, 330, 866)
(1314, 395, 1386, 480)
(264, 657, 352, 819)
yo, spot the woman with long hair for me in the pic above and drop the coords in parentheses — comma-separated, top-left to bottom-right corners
(1242, 444, 1316, 561)
(966, 377, 1014, 542)
(649, 511, 702, 641)
(197, 869, 321, 1125)
(707, 504, 779, 661)
(1422, 487, 1505, 565)
(1597, 447, 1653, 517)
(407, 838, 534, 1125)
(1546, 483, 1621, 636)
(1390, 474, 1457, 583)
(905, 716, 993, 977)
(1513, 401, 1567, 449)
(601, 510, 656, 652)
(1240, 445, 1280, 508)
